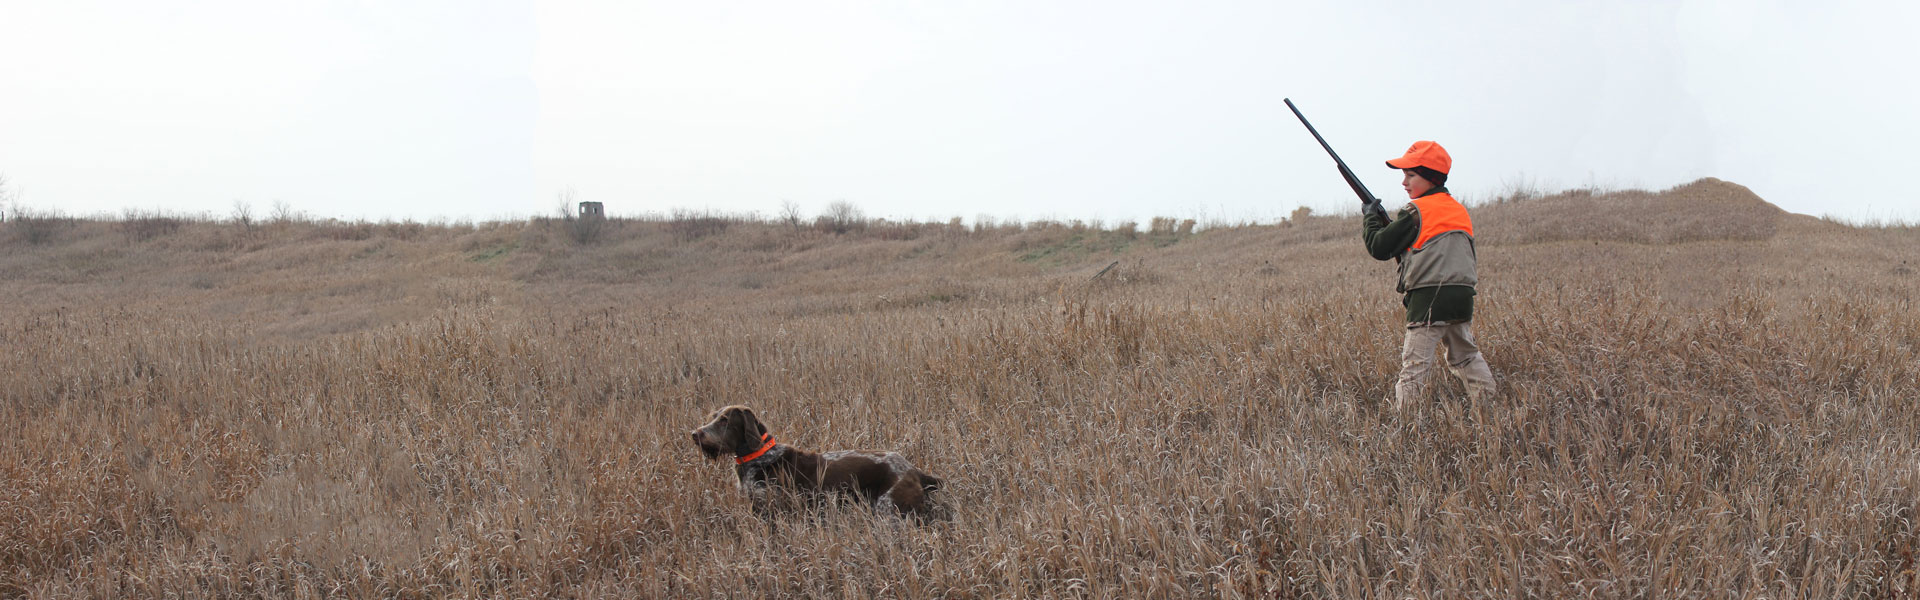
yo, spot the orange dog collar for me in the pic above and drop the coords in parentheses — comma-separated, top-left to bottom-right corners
(736, 433, 776, 464)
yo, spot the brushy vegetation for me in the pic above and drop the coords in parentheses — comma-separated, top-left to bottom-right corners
(1, 179, 1916, 598)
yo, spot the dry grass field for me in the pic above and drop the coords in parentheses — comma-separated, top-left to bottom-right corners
(2, 178, 1917, 598)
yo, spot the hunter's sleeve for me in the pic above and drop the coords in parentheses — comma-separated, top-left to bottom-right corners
(1362, 207, 1418, 261)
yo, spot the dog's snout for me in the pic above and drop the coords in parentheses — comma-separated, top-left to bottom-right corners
(690, 430, 703, 443)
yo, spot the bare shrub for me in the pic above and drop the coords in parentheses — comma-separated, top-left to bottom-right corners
(7, 205, 74, 245)
(869, 220, 921, 241)
(1489, 173, 1546, 205)
(817, 200, 866, 234)
(1028, 219, 1065, 232)
(1149, 216, 1177, 235)
(270, 200, 303, 225)
(973, 214, 997, 234)
(668, 209, 732, 241)
(230, 199, 254, 229)
(780, 200, 805, 230)
(120, 209, 187, 242)
(320, 220, 377, 241)
(380, 220, 426, 241)
(0, 174, 13, 222)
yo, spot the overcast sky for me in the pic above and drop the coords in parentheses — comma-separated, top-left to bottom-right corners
(2, 1, 1915, 223)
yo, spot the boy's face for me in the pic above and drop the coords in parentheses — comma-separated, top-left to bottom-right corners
(1401, 170, 1434, 199)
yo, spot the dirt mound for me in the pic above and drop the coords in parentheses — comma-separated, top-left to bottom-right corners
(1475, 177, 1783, 245)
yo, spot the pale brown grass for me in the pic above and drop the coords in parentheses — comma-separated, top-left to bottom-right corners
(2, 179, 1917, 598)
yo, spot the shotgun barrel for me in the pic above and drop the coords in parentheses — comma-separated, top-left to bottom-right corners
(1284, 98, 1388, 223)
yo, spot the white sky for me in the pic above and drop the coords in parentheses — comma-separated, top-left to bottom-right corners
(2, 1, 1915, 223)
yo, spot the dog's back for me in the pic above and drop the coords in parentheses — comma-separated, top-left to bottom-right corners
(816, 450, 942, 515)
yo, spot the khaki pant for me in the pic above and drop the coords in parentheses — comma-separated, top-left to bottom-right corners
(1396, 321, 1496, 407)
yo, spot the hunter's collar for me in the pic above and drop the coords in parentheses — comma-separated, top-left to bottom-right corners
(736, 433, 776, 465)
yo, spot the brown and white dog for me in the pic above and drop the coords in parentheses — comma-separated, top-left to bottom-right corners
(690, 405, 944, 519)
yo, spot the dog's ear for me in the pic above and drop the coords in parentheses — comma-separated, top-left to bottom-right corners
(737, 407, 767, 440)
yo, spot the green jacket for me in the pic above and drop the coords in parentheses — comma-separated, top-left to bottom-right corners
(1362, 186, 1476, 325)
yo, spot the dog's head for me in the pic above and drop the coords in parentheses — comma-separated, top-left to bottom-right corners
(690, 405, 769, 461)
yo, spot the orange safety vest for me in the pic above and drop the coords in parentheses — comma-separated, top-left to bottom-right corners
(1409, 192, 1473, 251)
(1396, 191, 1478, 294)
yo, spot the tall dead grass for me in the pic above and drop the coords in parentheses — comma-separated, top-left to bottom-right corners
(2, 180, 1917, 597)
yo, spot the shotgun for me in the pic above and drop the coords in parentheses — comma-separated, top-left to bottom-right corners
(1284, 98, 1388, 223)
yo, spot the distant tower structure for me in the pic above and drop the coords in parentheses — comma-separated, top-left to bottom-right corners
(578, 201, 605, 220)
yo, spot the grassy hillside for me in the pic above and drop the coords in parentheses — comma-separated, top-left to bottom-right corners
(3, 179, 1917, 597)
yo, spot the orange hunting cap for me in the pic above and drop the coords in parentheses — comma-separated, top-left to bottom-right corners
(1384, 141, 1451, 174)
